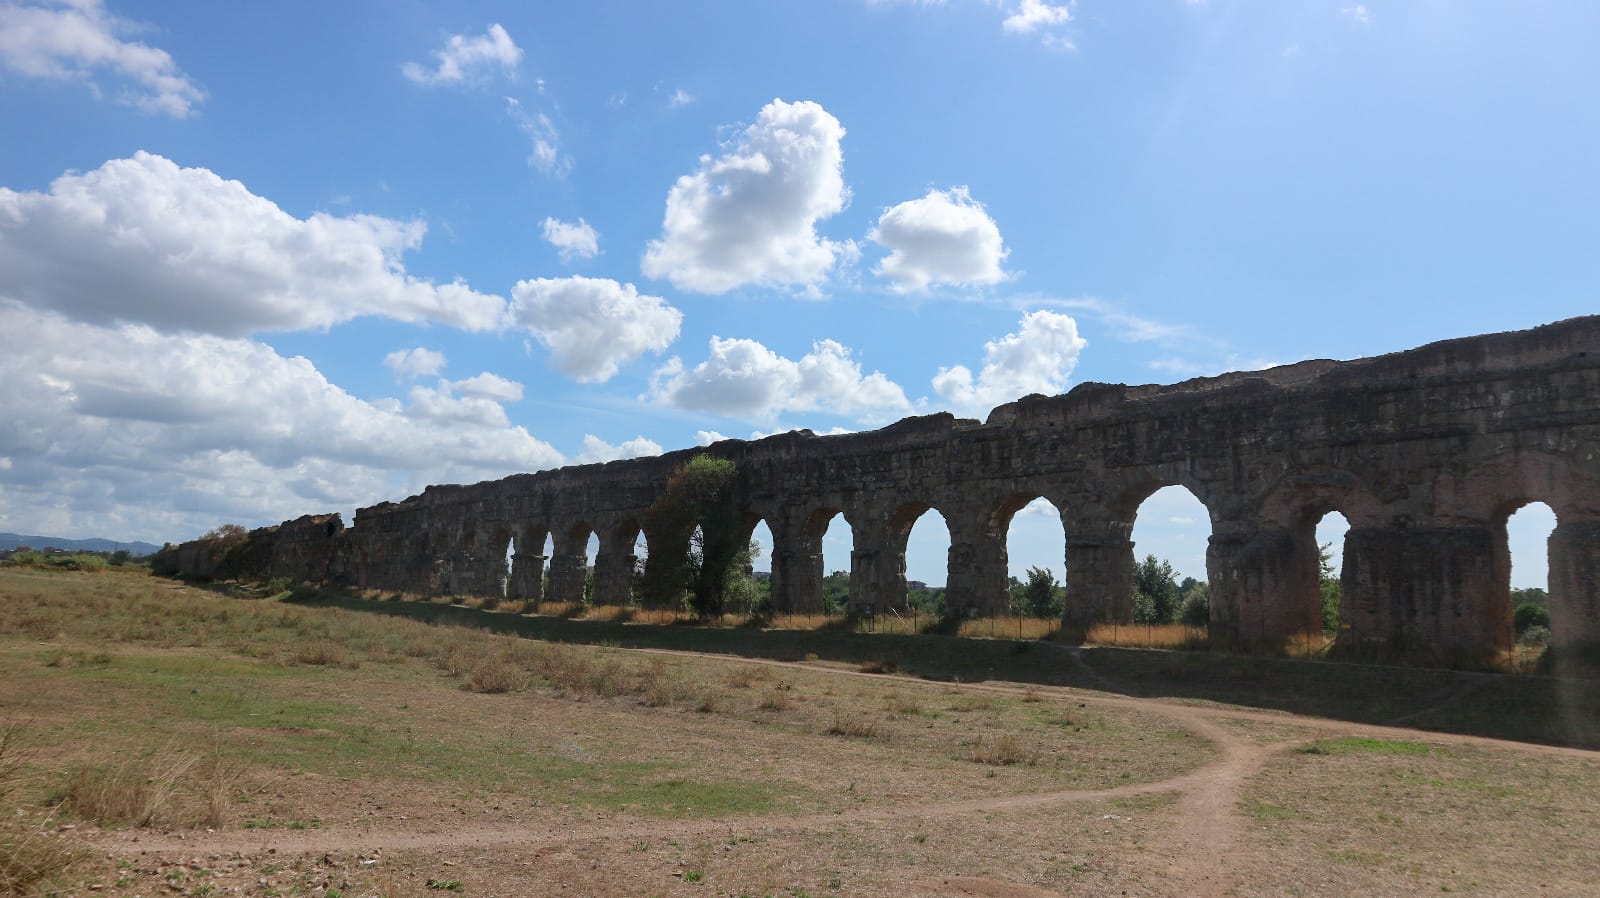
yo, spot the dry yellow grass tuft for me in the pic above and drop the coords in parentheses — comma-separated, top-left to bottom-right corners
(968, 733, 1037, 766)
(1083, 623, 1209, 650)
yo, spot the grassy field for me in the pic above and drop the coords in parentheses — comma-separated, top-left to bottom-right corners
(0, 566, 1596, 897)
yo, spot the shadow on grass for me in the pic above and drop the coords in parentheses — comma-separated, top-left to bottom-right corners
(284, 586, 1600, 751)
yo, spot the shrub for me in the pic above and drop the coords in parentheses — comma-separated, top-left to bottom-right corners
(467, 658, 530, 694)
(1514, 602, 1551, 636)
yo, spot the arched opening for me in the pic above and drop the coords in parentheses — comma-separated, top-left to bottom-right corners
(819, 511, 854, 617)
(900, 505, 949, 621)
(1001, 496, 1066, 621)
(1126, 485, 1211, 645)
(722, 516, 773, 617)
(1310, 511, 1351, 648)
(1504, 501, 1556, 663)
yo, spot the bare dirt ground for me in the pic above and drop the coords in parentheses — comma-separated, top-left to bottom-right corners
(2, 569, 1596, 897)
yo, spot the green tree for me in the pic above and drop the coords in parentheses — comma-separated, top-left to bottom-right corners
(1178, 581, 1210, 627)
(1022, 566, 1062, 618)
(1006, 574, 1025, 615)
(1318, 542, 1341, 633)
(822, 570, 850, 615)
(1133, 554, 1180, 624)
(640, 455, 740, 615)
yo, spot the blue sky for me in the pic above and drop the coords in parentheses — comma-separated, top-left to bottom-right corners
(1, 1, 1592, 587)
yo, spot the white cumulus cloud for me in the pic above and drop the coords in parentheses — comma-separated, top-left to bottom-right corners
(384, 347, 447, 380)
(0, 303, 562, 542)
(932, 311, 1087, 417)
(1003, 0, 1071, 33)
(0, 0, 205, 117)
(649, 337, 911, 423)
(870, 186, 1009, 292)
(401, 23, 522, 86)
(642, 98, 852, 294)
(668, 87, 695, 109)
(449, 372, 523, 403)
(695, 430, 730, 446)
(540, 216, 599, 262)
(508, 276, 682, 383)
(575, 434, 664, 465)
(0, 152, 506, 336)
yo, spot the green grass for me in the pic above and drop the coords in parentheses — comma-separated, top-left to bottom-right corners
(1296, 737, 1431, 756)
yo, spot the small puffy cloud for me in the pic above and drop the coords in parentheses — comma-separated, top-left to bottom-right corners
(508, 276, 682, 383)
(401, 23, 521, 86)
(384, 347, 447, 380)
(870, 186, 1008, 292)
(668, 87, 695, 109)
(0, 0, 205, 117)
(449, 372, 523, 402)
(575, 434, 663, 464)
(0, 153, 506, 337)
(642, 98, 852, 294)
(695, 430, 729, 446)
(932, 310, 1087, 417)
(1002, 0, 1070, 33)
(507, 97, 570, 177)
(540, 216, 599, 262)
(1341, 4, 1371, 26)
(0, 303, 562, 541)
(649, 337, 911, 423)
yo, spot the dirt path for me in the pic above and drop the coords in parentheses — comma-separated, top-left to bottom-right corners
(89, 647, 1595, 897)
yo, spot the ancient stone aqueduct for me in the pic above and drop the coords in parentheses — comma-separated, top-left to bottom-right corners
(165, 316, 1600, 657)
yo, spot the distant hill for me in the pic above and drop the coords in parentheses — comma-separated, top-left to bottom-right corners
(0, 533, 162, 557)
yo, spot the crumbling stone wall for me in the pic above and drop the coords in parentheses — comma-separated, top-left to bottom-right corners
(164, 316, 1600, 658)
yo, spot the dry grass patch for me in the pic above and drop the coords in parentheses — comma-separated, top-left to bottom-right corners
(825, 711, 881, 739)
(955, 616, 1060, 640)
(467, 657, 531, 694)
(968, 733, 1039, 766)
(757, 687, 792, 712)
(1084, 622, 1208, 650)
(56, 747, 198, 828)
(884, 692, 923, 716)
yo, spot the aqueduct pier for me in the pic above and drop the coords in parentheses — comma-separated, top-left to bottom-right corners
(165, 316, 1600, 657)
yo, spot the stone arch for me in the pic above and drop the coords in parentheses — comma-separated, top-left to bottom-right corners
(764, 504, 846, 615)
(844, 498, 949, 616)
(507, 522, 549, 604)
(546, 519, 595, 604)
(592, 516, 643, 606)
(1053, 469, 1220, 635)
(1237, 467, 1384, 649)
